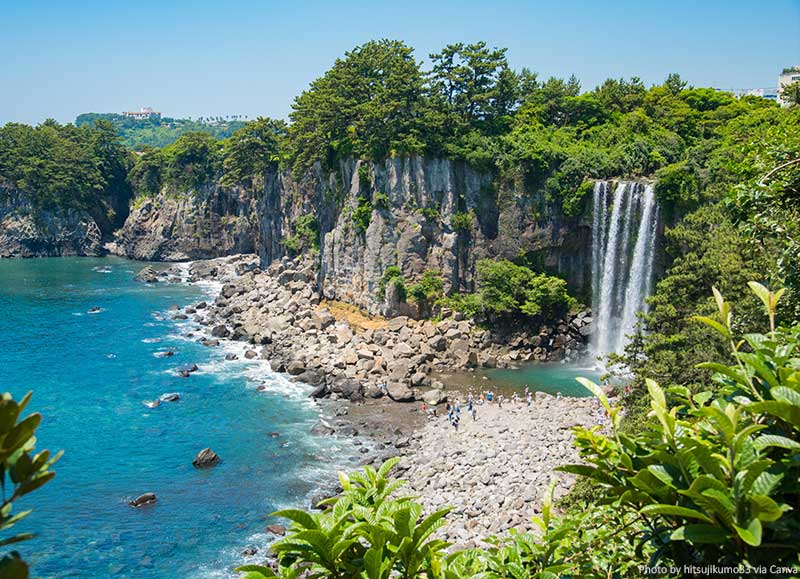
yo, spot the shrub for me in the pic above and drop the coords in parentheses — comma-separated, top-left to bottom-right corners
(562, 283, 800, 570)
(449, 259, 574, 321)
(408, 270, 445, 316)
(377, 266, 406, 302)
(357, 163, 372, 188)
(353, 195, 373, 235)
(373, 191, 391, 211)
(451, 210, 473, 232)
(418, 206, 440, 221)
(0, 392, 61, 577)
(294, 214, 319, 250)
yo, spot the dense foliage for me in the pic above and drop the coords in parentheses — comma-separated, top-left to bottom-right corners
(446, 259, 574, 322)
(75, 113, 247, 149)
(0, 393, 61, 579)
(0, 120, 131, 225)
(239, 285, 799, 579)
(615, 105, 800, 426)
(128, 117, 286, 196)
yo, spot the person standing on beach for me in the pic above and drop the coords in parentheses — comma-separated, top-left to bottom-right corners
(453, 413, 460, 432)
(527, 391, 532, 407)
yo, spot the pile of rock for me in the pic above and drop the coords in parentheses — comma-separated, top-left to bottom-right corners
(162, 254, 591, 405)
(394, 392, 595, 549)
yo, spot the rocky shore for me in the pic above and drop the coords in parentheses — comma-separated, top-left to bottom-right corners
(395, 394, 594, 548)
(153, 253, 592, 408)
(139, 252, 599, 552)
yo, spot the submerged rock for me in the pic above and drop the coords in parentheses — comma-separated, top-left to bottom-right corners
(159, 392, 180, 402)
(192, 448, 221, 468)
(129, 493, 157, 507)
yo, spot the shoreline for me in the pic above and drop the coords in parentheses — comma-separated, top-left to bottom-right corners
(147, 253, 600, 558)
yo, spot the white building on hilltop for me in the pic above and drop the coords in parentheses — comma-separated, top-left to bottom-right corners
(122, 107, 161, 120)
(778, 66, 800, 106)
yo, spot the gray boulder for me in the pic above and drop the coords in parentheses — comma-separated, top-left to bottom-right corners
(192, 448, 221, 468)
(387, 382, 415, 402)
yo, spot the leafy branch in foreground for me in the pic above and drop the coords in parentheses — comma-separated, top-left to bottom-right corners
(0, 392, 62, 579)
(562, 282, 800, 569)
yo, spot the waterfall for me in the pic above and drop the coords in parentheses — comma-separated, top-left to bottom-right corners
(590, 182, 659, 360)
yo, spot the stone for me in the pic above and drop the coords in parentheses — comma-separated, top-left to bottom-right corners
(134, 266, 158, 283)
(265, 524, 286, 536)
(159, 392, 180, 402)
(386, 382, 415, 402)
(192, 448, 221, 468)
(244, 350, 258, 359)
(129, 493, 157, 507)
(311, 421, 335, 436)
(421, 388, 446, 405)
(211, 325, 230, 338)
(286, 360, 306, 375)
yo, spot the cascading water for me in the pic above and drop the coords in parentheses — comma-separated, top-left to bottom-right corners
(590, 181, 660, 361)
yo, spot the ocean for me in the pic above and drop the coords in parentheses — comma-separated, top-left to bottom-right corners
(0, 257, 356, 578)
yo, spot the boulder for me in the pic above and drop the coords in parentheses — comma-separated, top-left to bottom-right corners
(311, 421, 335, 436)
(129, 493, 157, 507)
(428, 335, 447, 351)
(159, 392, 180, 402)
(134, 266, 158, 283)
(192, 448, 221, 468)
(309, 384, 329, 399)
(211, 325, 230, 338)
(265, 524, 286, 536)
(386, 382, 415, 402)
(421, 388, 446, 405)
(286, 360, 306, 375)
(244, 350, 258, 359)
(331, 378, 363, 401)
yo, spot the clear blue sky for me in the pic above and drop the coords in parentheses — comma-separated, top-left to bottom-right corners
(1, 0, 798, 125)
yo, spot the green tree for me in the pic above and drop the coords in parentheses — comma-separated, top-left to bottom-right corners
(288, 39, 426, 175)
(427, 41, 517, 139)
(162, 132, 221, 190)
(221, 117, 287, 188)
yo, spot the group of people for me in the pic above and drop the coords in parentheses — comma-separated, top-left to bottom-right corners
(422, 385, 541, 432)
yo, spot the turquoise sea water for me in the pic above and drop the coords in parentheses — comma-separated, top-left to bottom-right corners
(0, 257, 355, 579)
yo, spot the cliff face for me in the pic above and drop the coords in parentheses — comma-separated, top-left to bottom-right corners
(108, 183, 259, 261)
(1, 155, 596, 314)
(257, 156, 593, 315)
(0, 189, 104, 258)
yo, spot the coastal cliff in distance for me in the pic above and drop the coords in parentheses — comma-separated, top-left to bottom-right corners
(0, 186, 129, 258)
(107, 183, 259, 261)
(109, 155, 596, 315)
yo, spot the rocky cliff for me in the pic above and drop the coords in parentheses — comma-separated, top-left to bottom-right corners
(259, 156, 594, 315)
(108, 184, 259, 261)
(0, 189, 104, 257)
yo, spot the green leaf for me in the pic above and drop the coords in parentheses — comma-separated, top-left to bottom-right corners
(670, 524, 730, 544)
(749, 495, 785, 523)
(271, 509, 319, 530)
(753, 434, 800, 452)
(748, 282, 772, 315)
(733, 518, 762, 546)
(640, 505, 713, 523)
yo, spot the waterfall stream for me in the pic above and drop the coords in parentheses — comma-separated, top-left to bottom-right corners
(590, 181, 660, 360)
